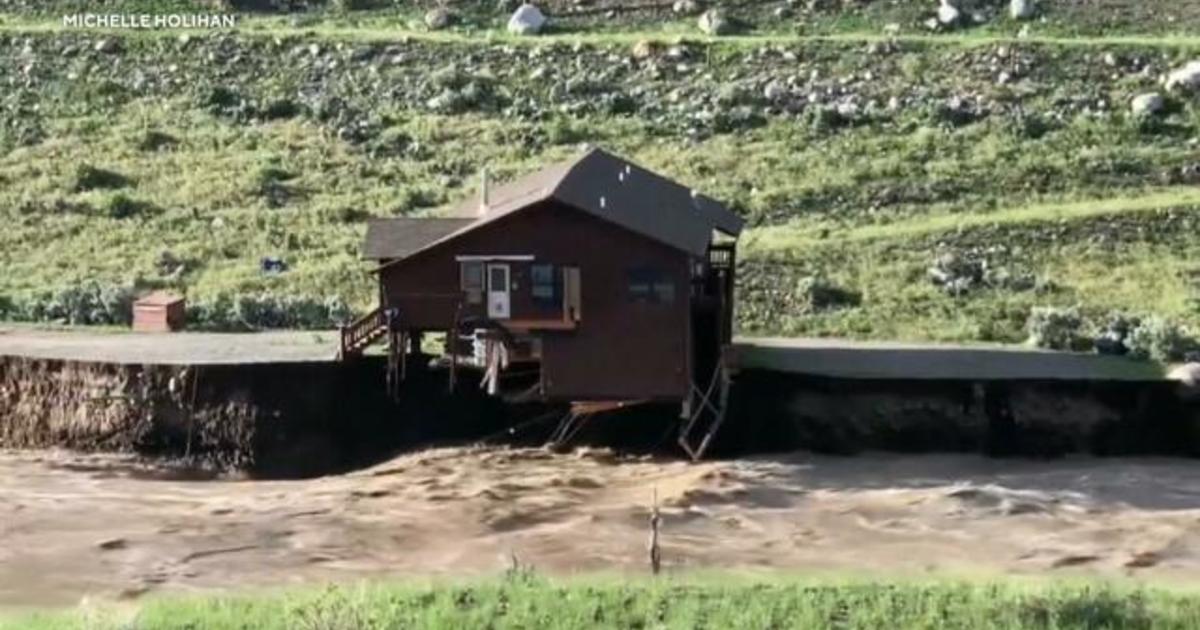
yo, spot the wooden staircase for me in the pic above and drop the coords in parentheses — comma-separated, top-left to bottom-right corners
(339, 307, 388, 359)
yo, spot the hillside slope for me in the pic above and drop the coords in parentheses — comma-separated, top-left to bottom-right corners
(0, 0, 1198, 346)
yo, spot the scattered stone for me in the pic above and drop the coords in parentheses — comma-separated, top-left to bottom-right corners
(1131, 92, 1165, 118)
(672, 0, 700, 14)
(507, 4, 547, 35)
(1169, 363, 1200, 397)
(937, 2, 961, 26)
(94, 38, 120, 54)
(1165, 60, 1200, 93)
(698, 8, 734, 36)
(630, 39, 659, 60)
(763, 80, 787, 101)
(1010, 0, 1035, 20)
(424, 8, 455, 31)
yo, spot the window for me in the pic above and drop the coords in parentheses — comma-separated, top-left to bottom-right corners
(461, 262, 483, 304)
(627, 267, 675, 304)
(531, 263, 557, 307)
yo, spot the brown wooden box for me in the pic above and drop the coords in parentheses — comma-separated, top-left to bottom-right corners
(132, 292, 186, 332)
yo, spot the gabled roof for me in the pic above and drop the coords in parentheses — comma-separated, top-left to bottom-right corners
(362, 217, 474, 260)
(364, 147, 744, 262)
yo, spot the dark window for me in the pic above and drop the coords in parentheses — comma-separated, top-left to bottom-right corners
(461, 262, 483, 304)
(531, 263, 557, 307)
(628, 267, 675, 304)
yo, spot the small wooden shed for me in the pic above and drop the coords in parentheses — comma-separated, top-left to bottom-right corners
(132, 292, 186, 332)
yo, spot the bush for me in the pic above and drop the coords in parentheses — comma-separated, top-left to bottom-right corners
(1125, 317, 1199, 363)
(795, 275, 862, 314)
(10, 282, 136, 326)
(72, 165, 131, 192)
(104, 194, 160, 219)
(188, 293, 355, 331)
(136, 130, 179, 152)
(1026, 306, 1087, 351)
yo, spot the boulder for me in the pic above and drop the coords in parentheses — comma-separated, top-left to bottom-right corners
(937, 2, 961, 26)
(94, 38, 121, 54)
(698, 8, 733, 35)
(507, 4, 547, 35)
(1131, 92, 1165, 118)
(424, 8, 455, 30)
(1168, 363, 1200, 398)
(1165, 61, 1200, 93)
(763, 80, 787, 101)
(1010, 0, 1035, 20)
(672, 0, 700, 15)
(630, 39, 659, 59)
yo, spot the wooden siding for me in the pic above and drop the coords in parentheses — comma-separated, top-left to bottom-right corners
(378, 200, 693, 401)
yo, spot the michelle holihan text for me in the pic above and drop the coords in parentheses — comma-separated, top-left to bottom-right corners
(62, 13, 238, 29)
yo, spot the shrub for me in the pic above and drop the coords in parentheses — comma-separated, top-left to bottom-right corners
(795, 275, 862, 314)
(1125, 316, 1199, 363)
(1026, 306, 1087, 351)
(136, 130, 179, 152)
(13, 282, 136, 326)
(188, 293, 355, 331)
(104, 194, 160, 219)
(72, 165, 131, 192)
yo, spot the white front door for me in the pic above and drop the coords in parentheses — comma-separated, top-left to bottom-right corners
(486, 264, 511, 319)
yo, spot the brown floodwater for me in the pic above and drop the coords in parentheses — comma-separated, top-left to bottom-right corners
(3, 447, 1200, 607)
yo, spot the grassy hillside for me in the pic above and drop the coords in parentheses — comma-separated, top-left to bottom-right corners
(0, 0, 1198, 345)
(7, 577, 1200, 629)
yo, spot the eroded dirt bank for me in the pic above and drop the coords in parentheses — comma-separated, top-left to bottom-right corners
(0, 355, 509, 477)
(4, 447, 1200, 607)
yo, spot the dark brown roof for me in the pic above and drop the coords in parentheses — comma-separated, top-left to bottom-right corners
(369, 147, 744, 263)
(362, 217, 474, 260)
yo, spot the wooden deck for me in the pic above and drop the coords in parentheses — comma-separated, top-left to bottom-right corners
(730, 337, 1170, 382)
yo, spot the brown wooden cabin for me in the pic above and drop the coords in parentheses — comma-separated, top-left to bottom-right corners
(346, 147, 743, 416)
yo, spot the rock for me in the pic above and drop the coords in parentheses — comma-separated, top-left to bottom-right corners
(1165, 61, 1200, 93)
(424, 8, 455, 30)
(1169, 363, 1200, 398)
(763, 80, 786, 101)
(1131, 92, 1165, 118)
(507, 4, 547, 35)
(1010, 0, 1035, 20)
(1170, 363, 1200, 385)
(631, 39, 661, 60)
(772, 6, 792, 19)
(698, 8, 733, 36)
(937, 3, 961, 26)
(94, 38, 120, 54)
(673, 0, 700, 14)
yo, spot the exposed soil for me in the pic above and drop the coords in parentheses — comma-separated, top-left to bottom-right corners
(4, 446, 1200, 608)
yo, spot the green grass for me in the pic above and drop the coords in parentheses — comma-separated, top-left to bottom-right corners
(6, 576, 1200, 629)
(1, 5, 1198, 342)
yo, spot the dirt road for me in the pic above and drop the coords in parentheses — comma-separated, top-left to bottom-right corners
(3, 447, 1200, 607)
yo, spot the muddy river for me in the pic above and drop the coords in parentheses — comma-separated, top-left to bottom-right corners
(3, 447, 1200, 607)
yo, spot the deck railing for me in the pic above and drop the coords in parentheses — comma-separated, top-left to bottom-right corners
(339, 306, 386, 358)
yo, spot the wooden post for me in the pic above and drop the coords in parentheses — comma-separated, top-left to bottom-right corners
(648, 487, 661, 575)
(449, 303, 461, 393)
